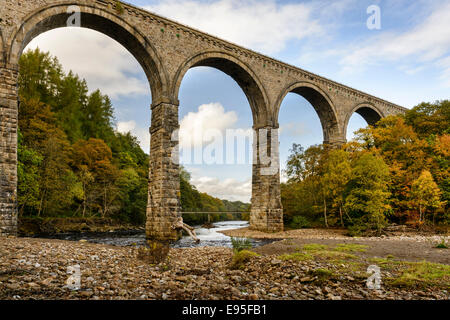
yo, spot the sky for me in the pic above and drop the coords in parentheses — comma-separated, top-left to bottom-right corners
(26, 0, 450, 202)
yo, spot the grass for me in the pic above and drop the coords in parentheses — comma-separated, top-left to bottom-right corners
(302, 244, 329, 251)
(367, 256, 450, 288)
(313, 250, 358, 261)
(277, 242, 450, 290)
(231, 237, 253, 253)
(388, 261, 450, 288)
(334, 243, 368, 252)
(279, 252, 313, 262)
(276, 241, 450, 290)
(309, 268, 334, 281)
(279, 243, 358, 263)
(230, 250, 260, 270)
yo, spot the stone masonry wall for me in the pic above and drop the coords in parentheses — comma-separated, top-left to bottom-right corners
(0, 65, 18, 236)
(146, 103, 181, 241)
(250, 127, 283, 232)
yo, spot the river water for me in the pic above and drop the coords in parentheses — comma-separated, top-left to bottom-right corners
(45, 221, 276, 249)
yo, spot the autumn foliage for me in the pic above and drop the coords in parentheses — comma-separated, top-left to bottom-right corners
(282, 100, 449, 233)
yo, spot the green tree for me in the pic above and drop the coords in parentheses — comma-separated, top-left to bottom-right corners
(18, 49, 63, 105)
(322, 149, 352, 227)
(17, 130, 42, 216)
(82, 90, 115, 144)
(344, 154, 391, 235)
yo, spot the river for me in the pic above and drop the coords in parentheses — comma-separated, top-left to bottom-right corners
(45, 221, 276, 248)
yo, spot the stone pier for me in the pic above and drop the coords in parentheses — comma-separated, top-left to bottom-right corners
(0, 65, 19, 236)
(146, 102, 181, 241)
(250, 126, 284, 233)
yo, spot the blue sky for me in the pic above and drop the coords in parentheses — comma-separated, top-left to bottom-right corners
(26, 0, 450, 202)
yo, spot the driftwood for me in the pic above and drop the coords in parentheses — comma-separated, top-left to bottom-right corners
(172, 217, 200, 243)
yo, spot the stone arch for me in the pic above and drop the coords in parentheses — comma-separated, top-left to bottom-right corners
(172, 51, 270, 126)
(275, 81, 341, 144)
(7, 2, 168, 102)
(344, 102, 384, 137)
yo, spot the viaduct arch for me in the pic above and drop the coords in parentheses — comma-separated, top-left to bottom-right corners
(0, 0, 407, 240)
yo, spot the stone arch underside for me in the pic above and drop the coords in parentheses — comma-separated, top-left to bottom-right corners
(276, 83, 341, 144)
(8, 5, 167, 102)
(345, 104, 383, 137)
(173, 52, 270, 126)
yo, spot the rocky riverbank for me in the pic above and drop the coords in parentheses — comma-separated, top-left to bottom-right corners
(220, 226, 450, 242)
(18, 218, 143, 237)
(0, 236, 448, 300)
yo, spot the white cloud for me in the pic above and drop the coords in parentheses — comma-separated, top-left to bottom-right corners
(26, 28, 149, 98)
(437, 56, 450, 87)
(338, 1, 450, 81)
(144, 0, 323, 55)
(191, 175, 251, 202)
(179, 102, 238, 148)
(116, 120, 150, 153)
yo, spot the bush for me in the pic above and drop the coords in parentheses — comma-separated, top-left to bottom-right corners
(230, 250, 259, 270)
(289, 215, 311, 229)
(115, 1, 125, 14)
(347, 223, 367, 237)
(347, 215, 389, 237)
(435, 237, 449, 249)
(309, 268, 334, 281)
(231, 237, 252, 252)
(137, 240, 170, 265)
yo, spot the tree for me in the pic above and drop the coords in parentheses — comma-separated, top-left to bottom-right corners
(410, 170, 444, 224)
(71, 139, 119, 217)
(354, 116, 430, 222)
(82, 90, 115, 144)
(17, 130, 42, 216)
(322, 149, 352, 227)
(18, 49, 63, 105)
(283, 144, 329, 227)
(344, 154, 391, 235)
(405, 100, 450, 139)
(56, 73, 88, 142)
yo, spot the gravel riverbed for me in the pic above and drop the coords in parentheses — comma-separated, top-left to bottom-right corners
(0, 236, 448, 300)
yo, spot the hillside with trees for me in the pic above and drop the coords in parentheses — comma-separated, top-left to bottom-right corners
(17, 49, 249, 228)
(281, 100, 449, 235)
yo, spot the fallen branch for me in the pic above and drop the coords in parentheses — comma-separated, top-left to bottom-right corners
(172, 217, 200, 243)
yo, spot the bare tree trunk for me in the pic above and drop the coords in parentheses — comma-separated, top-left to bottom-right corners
(323, 197, 328, 228)
(344, 210, 354, 227)
(82, 183, 87, 218)
(37, 193, 45, 217)
(173, 217, 200, 243)
(102, 185, 107, 219)
(339, 206, 344, 227)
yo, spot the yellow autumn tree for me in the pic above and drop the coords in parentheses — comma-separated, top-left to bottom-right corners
(410, 170, 444, 224)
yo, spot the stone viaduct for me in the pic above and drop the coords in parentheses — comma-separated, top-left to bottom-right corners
(0, 0, 407, 240)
